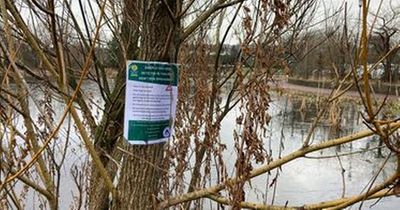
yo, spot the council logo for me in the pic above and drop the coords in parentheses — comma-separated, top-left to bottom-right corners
(130, 64, 138, 71)
(129, 63, 139, 77)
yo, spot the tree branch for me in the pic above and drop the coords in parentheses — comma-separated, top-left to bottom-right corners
(181, 0, 244, 41)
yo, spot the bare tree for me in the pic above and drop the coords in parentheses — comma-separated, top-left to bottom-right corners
(370, 3, 400, 82)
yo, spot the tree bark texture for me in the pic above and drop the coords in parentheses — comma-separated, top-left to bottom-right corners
(112, 142, 165, 209)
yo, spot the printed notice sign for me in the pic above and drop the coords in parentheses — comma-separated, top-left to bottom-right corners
(123, 60, 178, 145)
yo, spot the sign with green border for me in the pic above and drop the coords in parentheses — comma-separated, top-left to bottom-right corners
(123, 61, 178, 145)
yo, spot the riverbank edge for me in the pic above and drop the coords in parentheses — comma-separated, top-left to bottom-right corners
(287, 78, 400, 96)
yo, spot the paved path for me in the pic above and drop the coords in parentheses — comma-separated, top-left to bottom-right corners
(274, 81, 399, 100)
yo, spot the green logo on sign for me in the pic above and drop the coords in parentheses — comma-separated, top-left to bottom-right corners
(130, 64, 138, 71)
(129, 63, 139, 78)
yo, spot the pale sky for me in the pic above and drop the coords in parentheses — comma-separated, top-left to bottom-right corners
(16, 0, 400, 45)
(212, 0, 400, 44)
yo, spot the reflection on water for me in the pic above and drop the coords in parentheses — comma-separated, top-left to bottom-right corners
(219, 94, 397, 209)
(14, 83, 398, 209)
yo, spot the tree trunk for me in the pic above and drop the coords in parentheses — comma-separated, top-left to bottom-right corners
(113, 1, 179, 209)
(89, 1, 180, 210)
(382, 34, 392, 82)
(112, 142, 165, 209)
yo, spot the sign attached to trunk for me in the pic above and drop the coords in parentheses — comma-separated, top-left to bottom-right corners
(123, 60, 178, 145)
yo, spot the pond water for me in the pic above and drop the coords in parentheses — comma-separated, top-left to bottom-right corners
(10, 82, 399, 209)
(215, 94, 399, 209)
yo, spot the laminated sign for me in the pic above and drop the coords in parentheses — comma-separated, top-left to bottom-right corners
(123, 60, 178, 145)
